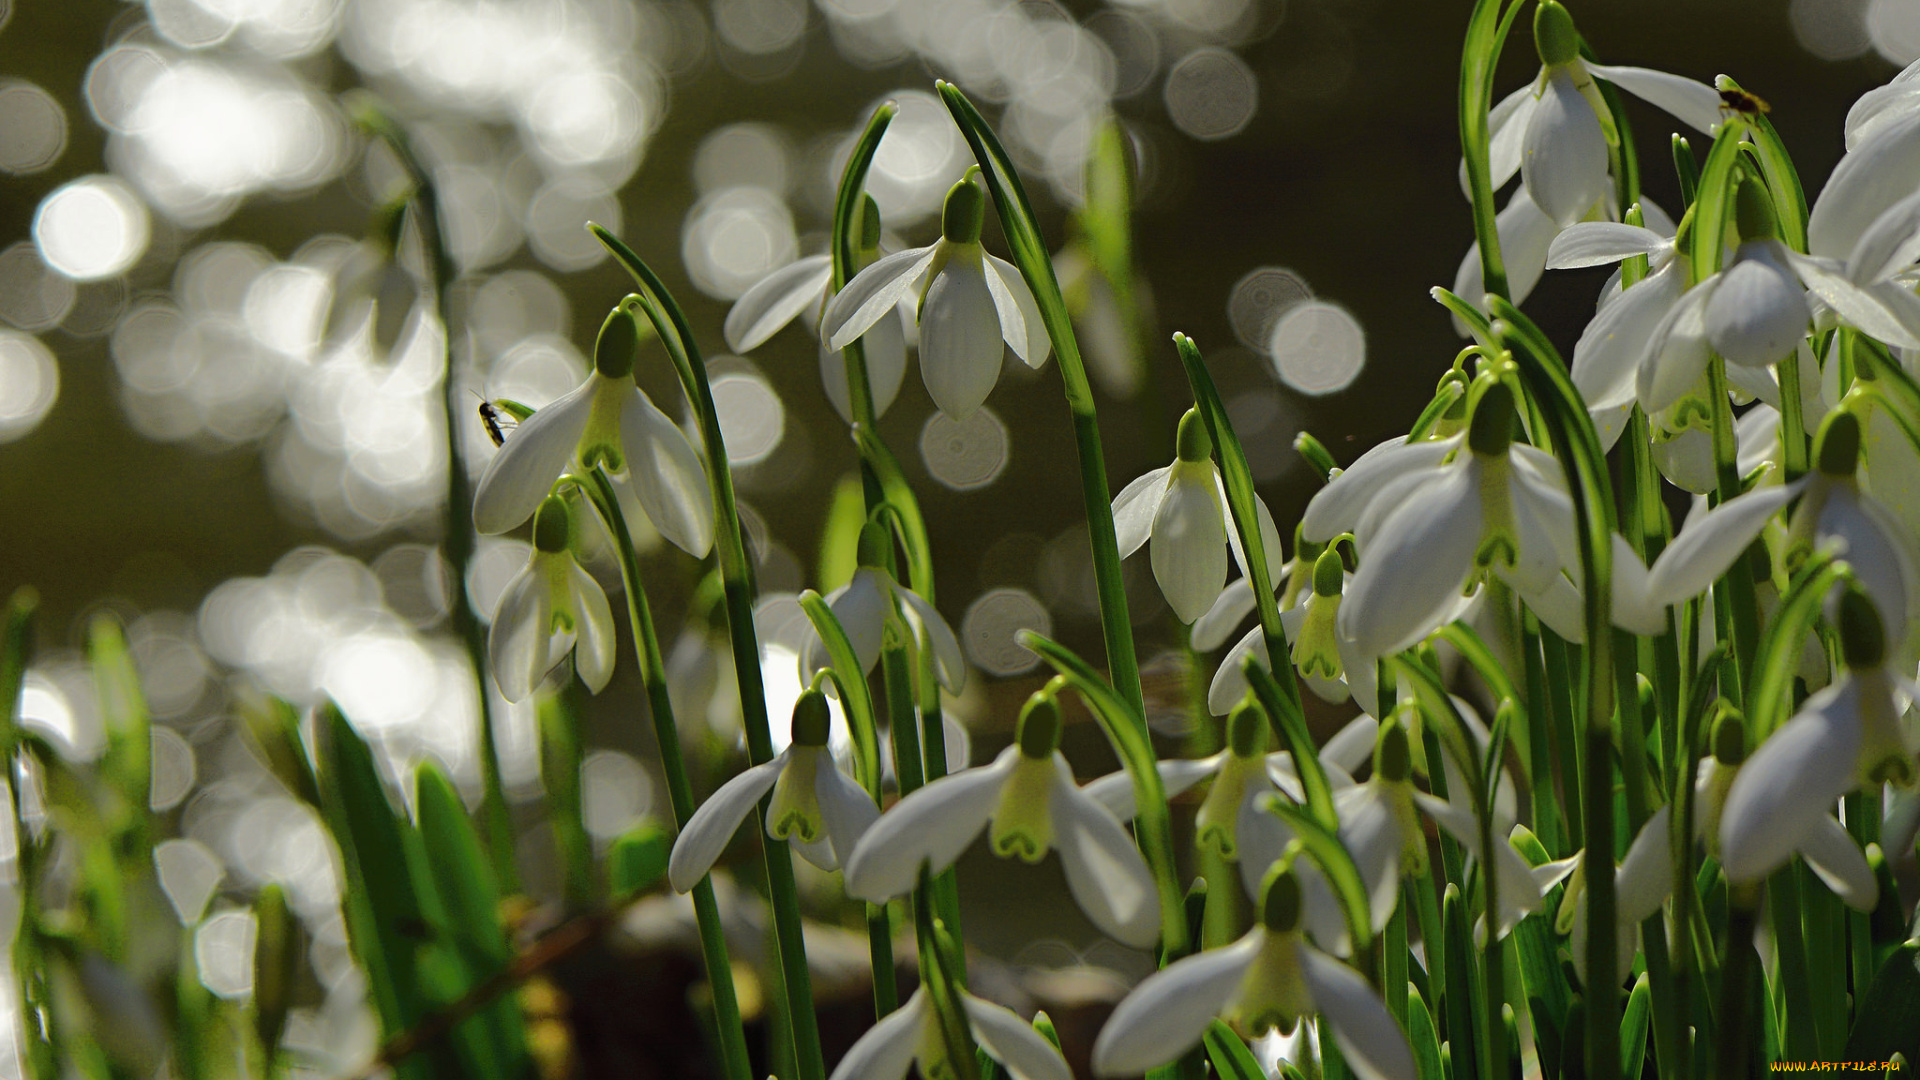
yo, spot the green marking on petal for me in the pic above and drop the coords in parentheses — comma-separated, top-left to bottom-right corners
(1196, 751, 1266, 859)
(1231, 930, 1313, 1037)
(768, 747, 827, 843)
(1474, 457, 1519, 571)
(577, 374, 629, 474)
(990, 754, 1056, 862)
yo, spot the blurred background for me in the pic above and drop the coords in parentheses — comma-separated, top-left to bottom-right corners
(0, 0, 1916, 1073)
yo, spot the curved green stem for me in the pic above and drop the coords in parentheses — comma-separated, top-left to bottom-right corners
(578, 469, 752, 1080)
(938, 82, 1145, 720)
(591, 230, 826, 1080)
(1460, 0, 1524, 302)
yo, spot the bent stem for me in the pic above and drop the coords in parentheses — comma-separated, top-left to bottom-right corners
(587, 228, 827, 1080)
(939, 82, 1146, 721)
(580, 469, 753, 1080)
(352, 100, 515, 889)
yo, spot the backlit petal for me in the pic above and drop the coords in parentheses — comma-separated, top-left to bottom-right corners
(893, 584, 967, 693)
(820, 305, 910, 423)
(1547, 222, 1670, 269)
(1302, 437, 1460, 543)
(1051, 765, 1162, 947)
(1720, 681, 1865, 883)
(1091, 935, 1261, 1077)
(828, 988, 927, 1080)
(824, 246, 940, 350)
(1193, 577, 1259, 652)
(964, 994, 1072, 1080)
(814, 753, 881, 870)
(620, 388, 716, 557)
(1809, 109, 1920, 261)
(1705, 241, 1812, 368)
(1797, 814, 1878, 911)
(568, 562, 617, 693)
(473, 379, 596, 534)
(1341, 465, 1482, 658)
(920, 253, 1008, 420)
(1302, 945, 1417, 1080)
(1587, 64, 1721, 133)
(842, 749, 1016, 901)
(1153, 463, 1231, 623)
(1572, 259, 1684, 410)
(985, 254, 1053, 368)
(1523, 69, 1610, 227)
(1113, 466, 1173, 559)
(668, 753, 787, 892)
(725, 255, 832, 353)
(488, 561, 552, 704)
(1645, 480, 1801, 607)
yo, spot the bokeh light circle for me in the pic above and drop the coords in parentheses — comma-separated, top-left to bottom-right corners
(33, 176, 151, 281)
(0, 330, 60, 442)
(1164, 48, 1257, 141)
(919, 407, 1009, 490)
(1266, 300, 1365, 396)
(961, 588, 1051, 676)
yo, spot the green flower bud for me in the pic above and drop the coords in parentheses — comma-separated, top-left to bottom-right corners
(594, 305, 638, 380)
(856, 520, 892, 569)
(1711, 711, 1747, 766)
(1815, 409, 1862, 478)
(1533, 1, 1581, 67)
(532, 495, 572, 554)
(1734, 177, 1779, 242)
(1228, 701, 1269, 758)
(1467, 380, 1517, 458)
(1312, 547, 1346, 598)
(941, 178, 986, 245)
(1259, 864, 1303, 933)
(1375, 721, 1411, 783)
(1016, 695, 1062, 759)
(1837, 587, 1886, 669)
(791, 689, 832, 747)
(1176, 408, 1213, 463)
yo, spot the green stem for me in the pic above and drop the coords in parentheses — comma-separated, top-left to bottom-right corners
(353, 101, 516, 891)
(939, 83, 1145, 719)
(1717, 894, 1760, 1079)
(595, 233, 826, 1080)
(581, 470, 753, 1080)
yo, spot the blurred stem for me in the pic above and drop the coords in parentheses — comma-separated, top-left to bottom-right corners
(352, 101, 516, 891)
(581, 469, 753, 1080)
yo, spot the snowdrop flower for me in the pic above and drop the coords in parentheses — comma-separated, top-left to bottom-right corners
(473, 306, 714, 556)
(1621, 472, 1805, 617)
(1326, 723, 1428, 935)
(1721, 587, 1917, 885)
(1547, 218, 1686, 415)
(799, 523, 965, 694)
(1451, 187, 1560, 329)
(1487, 1, 1719, 227)
(1811, 104, 1920, 261)
(1553, 807, 1674, 984)
(1298, 433, 1463, 551)
(1091, 866, 1414, 1080)
(1339, 380, 1580, 659)
(1694, 713, 1877, 910)
(1208, 548, 1384, 718)
(829, 986, 1070, 1080)
(1843, 56, 1920, 152)
(487, 495, 616, 703)
(1787, 185, 1920, 351)
(723, 197, 913, 423)
(822, 174, 1050, 420)
(667, 690, 879, 891)
(842, 698, 1160, 948)
(1787, 411, 1920, 649)
(1113, 409, 1285, 623)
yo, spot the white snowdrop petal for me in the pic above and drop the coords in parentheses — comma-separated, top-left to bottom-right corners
(828, 990, 927, 1080)
(1704, 242, 1812, 368)
(1341, 465, 1483, 658)
(725, 255, 833, 353)
(893, 585, 967, 693)
(1085, 755, 1223, 822)
(1572, 260, 1684, 410)
(488, 563, 552, 704)
(1458, 188, 1558, 317)
(1050, 766, 1162, 947)
(919, 256, 1008, 420)
(1479, 81, 1540, 196)
(813, 754, 881, 869)
(820, 305, 910, 424)
(1808, 110, 1920, 261)
(1787, 251, 1920, 350)
(985, 254, 1053, 368)
(1846, 187, 1920, 284)
(1820, 489, 1919, 639)
(824, 246, 939, 350)
(1302, 437, 1460, 543)
(1153, 465, 1231, 624)
(804, 571, 889, 679)
(1609, 534, 1666, 637)
(842, 750, 1016, 901)
(1091, 936, 1261, 1077)
(1645, 481, 1800, 607)
(1616, 806, 1675, 924)
(963, 995, 1072, 1080)
(1303, 945, 1418, 1080)
(620, 389, 716, 558)
(1587, 64, 1722, 134)
(1797, 814, 1879, 912)
(1322, 714, 1381, 774)
(1719, 682, 1865, 884)
(1523, 70, 1611, 228)
(568, 563, 618, 694)
(1337, 787, 1407, 931)
(473, 380, 597, 534)
(1636, 279, 1715, 414)
(1113, 466, 1173, 559)
(1192, 577, 1260, 652)
(667, 754, 787, 892)
(1208, 625, 1267, 716)
(1218, 474, 1288, 585)
(1547, 223, 1670, 270)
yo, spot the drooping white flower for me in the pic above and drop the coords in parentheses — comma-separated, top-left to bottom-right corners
(1694, 712, 1877, 910)
(1721, 587, 1918, 884)
(1338, 381, 1582, 659)
(842, 698, 1160, 947)
(1553, 806, 1675, 984)
(1843, 56, 1920, 151)
(722, 197, 915, 423)
(822, 175, 1049, 420)
(1451, 187, 1560, 330)
(1479, 1, 1719, 227)
(1812, 103, 1920, 261)
(1113, 409, 1285, 624)
(1091, 867, 1414, 1080)
(1298, 432, 1463, 549)
(473, 306, 714, 556)
(829, 986, 1071, 1080)
(667, 690, 879, 890)
(1787, 411, 1920, 650)
(1788, 187, 1920, 351)
(487, 495, 617, 703)
(1207, 548, 1385, 717)
(798, 523, 966, 695)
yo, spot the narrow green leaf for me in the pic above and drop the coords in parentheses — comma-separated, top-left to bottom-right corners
(798, 590, 885, 797)
(414, 763, 511, 968)
(252, 882, 299, 1061)
(1268, 802, 1374, 960)
(537, 689, 595, 909)
(1748, 551, 1844, 740)
(1, 586, 35, 756)
(1844, 941, 1920, 1066)
(1442, 884, 1482, 1080)
(1204, 1020, 1266, 1080)
(850, 427, 937, 600)
(86, 615, 150, 821)
(1689, 118, 1753, 286)
(1620, 972, 1652, 1074)
(1408, 984, 1445, 1080)
(239, 694, 320, 807)
(1243, 662, 1336, 831)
